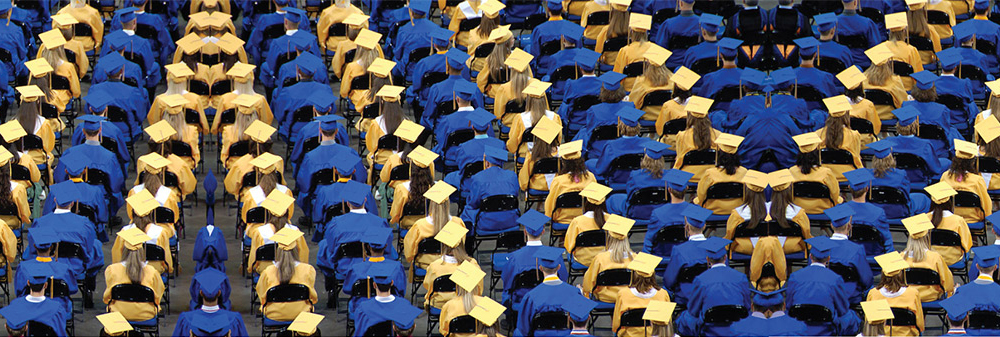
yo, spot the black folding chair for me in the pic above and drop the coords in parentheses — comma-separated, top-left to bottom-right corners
(426, 275, 457, 335)
(261, 284, 313, 336)
(109, 284, 158, 335)
(568, 230, 606, 282)
(529, 311, 569, 336)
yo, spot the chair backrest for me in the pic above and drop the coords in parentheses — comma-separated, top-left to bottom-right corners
(887, 307, 918, 327)
(849, 224, 885, 250)
(955, 190, 984, 212)
(820, 148, 856, 166)
(589, 125, 618, 144)
(555, 192, 583, 210)
(793, 181, 831, 200)
(587, 10, 610, 26)
(837, 33, 869, 49)
(154, 206, 176, 224)
(969, 310, 1000, 330)
(264, 283, 312, 303)
(864, 89, 896, 107)
(389, 163, 410, 181)
(981, 156, 1000, 173)
(106, 106, 130, 124)
(796, 85, 825, 103)
(733, 220, 802, 237)
(903, 268, 942, 286)
(445, 129, 475, 148)
(703, 305, 749, 324)
(622, 62, 644, 78)
(927, 9, 950, 24)
(704, 182, 744, 201)
(27, 321, 58, 337)
(609, 153, 644, 172)
(189, 80, 211, 96)
(617, 308, 648, 330)
(324, 202, 350, 223)
(890, 60, 914, 77)
(530, 311, 569, 333)
(41, 103, 59, 119)
(892, 152, 929, 172)
(255, 243, 277, 262)
(473, 42, 495, 59)
(310, 168, 336, 191)
(594, 268, 632, 290)
(788, 304, 834, 323)
(531, 157, 559, 176)
(572, 95, 600, 113)
(432, 275, 457, 293)
(513, 270, 542, 290)
(958, 65, 988, 82)
(930, 228, 964, 249)
(416, 237, 442, 256)
(74, 203, 98, 224)
(409, 46, 432, 64)
(858, 7, 884, 23)
(495, 230, 527, 251)
(10, 164, 30, 181)
(849, 117, 874, 134)
(917, 124, 947, 143)
(628, 187, 667, 206)
(642, 90, 673, 109)
(480, 195, 519, 213)
(603, 36, 628, 53)
(540, 40, 562, 57)
(550, 66, 579, 83)
(145, 243, 166, 262)
(449, 315, 478, 334)
(246, 207, 267, 223)
(363, 320, 393, 336)
(828, 262, 859, 283)
(815, 56, 847, 74)
(171, 139, 194, 158)
(57, 241, 85, 260)
(436, 100, 457, 117)
(74, 23, 93, 37)
(351, 75, 370, 91)
(421, 72, 448, 89)
(691, 57, 721, 75)
(683, 149, 717, 166)
(350, 277, 379, 298)
(328, 23, 347, 37)
(676, 262, 708, 285)
(461, 161, 485, 181)
(459, 17, 481, 32)
(714, 85, 742, 103)
(573, 230, 607, 251)
(110, 283, 156, 303)
(661, 118, 686, 136)
(335, 241, 366, 260)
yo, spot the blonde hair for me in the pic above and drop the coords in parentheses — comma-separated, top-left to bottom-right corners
(865, 62, 893, 86)
(607, 234, 634, 264)
(356, 46, 379, 70)
(164, 111, 188, 141)
(526, 95, 548, 126)
(430, 201, 451, 234)
(872, 155, 896, 178)
(903, 235, 931, 262)
(165, 79, 186, 95)
(509, 69, 531, 102)
(234, 110, 259, 141)
(487, 40, 513, 85)
(40, 47, 67, 68)
(644, 63, 671, 87)
(276, 247, 299, 284)
(459, 287, 476, 313)
(124, 247, 146, 284)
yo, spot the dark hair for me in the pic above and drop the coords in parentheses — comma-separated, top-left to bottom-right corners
(744, 188, 766, 229)
(584, 199, 606, 228)
(558, 157, 588, 181)
(824, 114, 848, 150)
(599, 86, 626, 103)
(769, 187, 794, 228)
(0, 162, 13, 210)
(717, 151, 741, 175)
(673, 87, 691, 101)
(845, 86, 864, 100)
(948, 157, 979, 179)
(381, 101, 405, 135)
(28, 283, 45, 293)
(930, 198, 954, 227)
(148, 140, 173, 156)
(796, 150, 820, 175)
(407, 164, 433, 207)
(911, 86, 938, 102)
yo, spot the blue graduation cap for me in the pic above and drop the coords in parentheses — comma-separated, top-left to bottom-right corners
(891, 105, 919, 126)
(467, 108, 495, 131)
(77, 114, 106, 132)
(517, 209, 550, 237)
(976, 0, 989, 11)
(341, 181, 371, 207)
(683, 204, 713, 229)
(617, 106, 644, 127)
(823, 204, 855, 228)
(334, 155, 362, 178)
(410, 0, 432, 16)
(794, 37, 820, 57)
(560, 24, 585, 45)
(700, 14, 723, 33)
(455, 80, 478, 101)
(843, 168, 875, 192)
(814, 13, 837, 32)
(911, 71, 938, 91)
(204, 168, 218, 205)
(575, 49, 601, 72)
(361, 227, 392, 250)
(23, 262, 54, 285)
(369, 262, 396, 285)
(446, 49, 470, 70)
(973, 245, 1000, 268)
(308, 91, 336, 113)
(115, 7, 138, 22)
(49, 182, 80, 208)
(805, 236, 837, 260)
(989, 212, 1000, 235)
(741, 68, 767, 91)
(295, 61, 317, 77)
(769, 67, 797, 89)
(545, 0, 562, 11)
(484, 146, 508, 166)
(664, 169, 694, 192)
(0, 0, 11, 12)
(385, 302, 423, 326)
(84, 90, 115, 113)
(0, 304, 29, 329)
(644, 141, 669, 160)
(940, 294, 975, 322)
(717, 38, 743, 59)
(954, 24, 976, 43)
(750, 288, 785, 308)
(430, 28, 454, 47)
(936, 48, 962, 71)
(700, 237, 731, 260)
(192, 313, 231, 337)
(283, 7, 306, 23)
(562, 296, 598, 322)
(315, 114, 345, 131)
(193, 268, 227, 298)
(274, 0, 294, 5)
(866, 139, 893, 159)
(599, 71, 626, 91)
(534, 246, 564, 269)
(61, 157, 88, 177)
(28, 227, 59, 250)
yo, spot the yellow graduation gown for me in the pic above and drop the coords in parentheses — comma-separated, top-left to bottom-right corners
(364, 116, 395, 173)
(865, 76, 908, 121)
(189, 0, 232, 14)
(447, 1, 482, 49)
(239, 185, 294, 221)
(927, 2, 957, 44)
(789, 165, 843, 214)
(815, 126, 864, 181)
(544, 172, 597, 224)
(904, 250, 955, 302)
(724, 205, 812, 255)
(103, 263, 164, 321)
(491, 83, 523, 129)
(564, 212, 606, 267)
(389, 182, 427, 230)
(580, 2, 610, 42)
(110, 223, 174, 274)
(582, 252, 633, 303)
(929, 212, 972, 266)
(0, 221, 14, 275)
(13, 154, 40, 188)
(403, 216, 466, 281)
(439, 295, 490, 337)
(256, 263, 318, 321)
(629, 78, 673, 121)
(849, 98, 880, 146)
(506, 111, 563, 161)
(884, 41, 924, 91)
(317, 5, 364, 53)
(125, 184, 181, 224)
(612, 288, 670, 337)
(57, 5, 103, 51)
(44, 62, 80, 116)
(655, 98, 687, 145)
(378, 153, 435, 190)
(135, 153, 197, 198)
(25, 117, 55, 167)
(940, 172, 992, 223)
(1, 182, 31, 231)
(247, 223, 310, 274)
(341, 62, 371, 106)
(37, 40, 89, 78)
(672, 127, 721, 182)
(594, 29, 624, 69)
(210, 92, 273, 133)
(331, 41, 384, 80)
(614, 42, 654, 91)
(423, 257, 483, 309)
(693, 167, 749, 215)
(866, 286, 924, 337)
(518, 150, 558, 192)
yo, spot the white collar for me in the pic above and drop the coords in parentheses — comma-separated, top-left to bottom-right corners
(442, 255, 458, 264)
(583, 211, 594, 218)
(201, 305, 220, 313)
(25, 295, 45, 303)
(941, 73, 955, 77)
(630, 287, 657, 298)
(810, 262, 826, 268)
(770, 311, 786, 318)
(994, 239, 1000, 245)
(710, 263, 726, 269)
(526, 240, 543, 246)
(689, 234, 706, 241)
(123, 29, 135, 36)
(54, 208, 71, 214)
(594, 0, 608, 5)
(457, 106, 475, 112)
(751, 312, 767, 319)
(943, 210, 954, 217)
(831, 233, 848, 240)
(201, 36, 219, 44)
(350, 209, 367, 214)
(581, 74, 596, 78)
(375, 295, 395, 303)
(286, 29, 298, 36)
(206, 225, 215, 236)
(879, 286, 907, 298)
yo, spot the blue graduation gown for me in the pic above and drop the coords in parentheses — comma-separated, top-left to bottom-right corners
(92, 53, 148, 91)
(312, 182, 378, 235)
(296, 143, 366, 206)
(43, 180, 109, 225)
(353, 296, 419, 337)
(453, 137, 507, 174)
(317, 212, 396, 277)
(815, 39, 854, 72)
(794, 67, 842, 110)
(393, 18, 439, 81)
(432, 108, 495, 167)
(501, 245, 569, 305)
(644, 203, 691, 257)
(53, 143, 124, 196)
(407, 53, 448, 106)
(421, 76, 485, 128)
(274, 81, 337, 140)
(829, 236, 873, 304)
(844, 201, 894, 257)
(729, 312, 808, 337)
(368, 0, 409, 33)
(771, 94, 819, 131)
(587, 136, 652, 184)
(343, 259, 407, 315)
(272, 53, 330, 93)
(613, 169, 668, 220)
(528, 20, 584, 75)
(14, 258, 77, 316)
(0, 21, 27, 80)
(541, 48, 586, 94)
(676, 265, 752, 337)
(262, 33, 321, 86)
(784, 265, 860, 336)
(15, 0, 50, 34)
(835, 12, 884, 68)
(696, 67, 743, 111)
(857, 167, 912, 218)
(715, 96, 765, 133)
(735, 112, 801, 172)
(288, 120, 350, 175)
(0, 297, 66, 336)
(954, 278, 1000, 336)
(660, 236, 709, 305)
(192, 226, 228, 273)
(935, 75, 979, 133)
(461, 166, 520, 233)
(187, 270, 233, 310)
(110, 12, 175, 65)
(247, 13, 311, 62)
(573, 102, 634, 160)
(87, 81, 148, 139)
(680, 40, 718, 69)
(514, 280, 583, 337)
(172, 309, 248, 337)
(953, 19, 1000, 66)
(951, 46, 999, 98)
(24, 212, 102, 278)
(556, 75, 602, 132)
(654, 13, 701, 69)
(101, 30, 160, 86)
(71, 120, 131, 176)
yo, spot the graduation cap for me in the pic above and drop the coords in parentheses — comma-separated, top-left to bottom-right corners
(558, 140, 584, 160)
(430, 28, 454, 47)
(177, 33, 207, 54)
(644, 141, 670, 160)
(561, 296, 598, 323)
(988, 80, 1000, 98)
(598, 71, 626, 91)
(315, 114, 344, 132)
(805, 236, 837, 260)
(28, 227, 59, 250)
(885, 12, 907, 31)
(533, 246, 564, 269)
(50, 14, 78, 28)
(333, 155, 361, 179)
(891, 106, 920, 126)
(445, 48, 470, 70)
(161, 94, 189, 114)
(717, 38, 742, 59)
(940, 295, 975, 322)
(604, 215, 635, 240)
(355, 29, 382, 50)
(628, 252, 662, 277)
(664, 169, 694, 192)
(750, 288, 785, 308)
(308, 91, 336, 113)
(742, 170, 768, 192)
(814, 12, 837, 32)
(410, 0, 432, 15)
(455, 80, 478, 102)
(860, 300, 895, 322)
(16, 85, 45, 102)
(517, 209, 550, 237)
(343, 13, 369, 27)
(700, 237, 731, 260)
(488, 25, 512, 43)
(769, 67, 797, 90)
(906, 0, 928, 9)
(579, 182, 612, 205)
(234, 94, 263, 111)
(937, 48, 963, 71)
(955, 138, 979, 159)
(469, 297, 506, 326)
(0, 147, 10, 167)
(38, 29, 66, 51)
(376, 85, 405, 103)
(435, 221, 469, 248)
(75, 114, 105, 133)
(288, 312, 324, 336)
(272, 227, 304, 251)
(145, 120, 176, 143)
(361, 227, 392, 250)
(768, 169, 794, 191)
(672, 66, 700, 91)
(975, 0, 989, 11)
(863, 138, 897, 159)
(384, 303, 423, 327)
(49, 181, 81, 208)
(740, 68, 767, 93)
(545, 0, 562, 11)
(483, 146, 508, 166)
(911, 70, 938, 91)
(699, 14, 723, 33)
(643, 300, 677, 324)
(282, 7, 305, 23)
(368, 58, 395, 78)
(977, 115, 1000, 143)
(823, 95, 851, 117)
(217, 33, 245, 54)
(843, 168, 874, 193)
(450, 261, 485, 292)
(643, 44, 671, 67)
(824, 203, 855, 228)
(685, 96, 713, 118)
(522, 80, 551, 98)
(558, 23, 585, 46)
(617, 106, 644, 127)
(973, 245, 1000, 269)
(792, 132, 821, 153)
(0, 120, 18, 141)
(629, 13, 652, 32)
(118, 226, 153, 251)
(261, 189, 294, 217)
(249, 152, 282, 174)
(794, 37, 820, 57)
(115, 6, 138, 22)
(406, 145, 436, 171)
(96, 312, 132, 335)
(610, 0, 632, 10)
(165, 63, 195, 81)
(954, 23, 976, 43)
(925, 181, 957, 204)
(138, 152, 171, 174)
(368, 260, 396, 285)
(424, 181, 456, 205)
(715, 133, 743, 154)
(836, 65, 866, 90)
(467, 108, 495, 131)
(682, 204, 713, 229)
(865, 43, 894, 66)
(193, 267, 227, 298)
(245, 120, 276, 143)
(574, 49, 601, 72)
(902, 213, 933, 239)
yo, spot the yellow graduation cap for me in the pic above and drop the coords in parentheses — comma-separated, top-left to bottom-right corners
(160, 94, 189, 109)
(604, 214, 635, 239)
(97, 312, 133, 335)
(924, 181, 957, 204)
(272, 227, 304, 250)
(408, 145, 439, 169)
(144, 120, 176, 143)
(16, 85, 45, 102)
(767, 169, 794, 191)
(836, 66, 867, 90)
(288, 312, 324, 335)
(861, 300, 895, 322)
(643, 44, 672, 67)
(394, 119, 425, 143)
(643, 301, 677, 324)
(987, 80, 1000, 97)
(249, 152, 282, 174)
(376, 85, 405, 102)
(118, 226, 153, 250)
(0, 147, 12, 166)
(50, 14, 79, 28)
(0, 120, 27, 142)
(138, 152, 171, 173)
(435, 221, 469, 248)
(627, 252, 662, 277)
(558, 140, 584, 160)
(743, 170, 768, 192)
(792, 132, 822, 153)
(522, 80, 551, 98)
(823, 95, 852, 117)
(902, 213, 933, 239)
(629, 13, 652, 31)
(355, 29, 382, 49)
(715, 133, 743, 154)
(424, 181, 456, 205)
(505, 48, 533, 72)
(367, 58, 396, 78)
(177, 33, 206, 54)
(39, 29, 66, 50)
(343, 13, 369, 26)
(530, 117, 561, 144)
(977, 116, 1000, 143)
(481, 0, 506, 18)
(885, 12, 908, 31)
(261, 189, 295, 216)
(610, 0, 632, 10)
(217, 33, 245, 54)
(469, 297, 506, 326)
(234, 94, 262, 109)
(579, 182, 613, 205)
(126, 190, 159, 218)
(874, 251, 909, 276)
(227, 62, 256, 81)
(165, 63, 195, 79)
(905, 0, 927, 9)
(245, 120, 276, 143)
(488, 25, 512, 42)
(450, 261, 485, 291)
(24, 58, 52, 78)
(672, 66, 700, 91)
(865, 43, 894, 66)
(685, 96, 713, 118)
(955, 139, 979, 159)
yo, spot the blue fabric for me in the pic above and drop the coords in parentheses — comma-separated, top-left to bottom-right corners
(528, 20, 584, 75)
(461, 167, 520, 233)
(843, 201, 894, 257)
(421, 75, 485, 128)
(653, 13, 701, 70)
(502, 245, 568, 305)
(352, 297, 420, 336)
(729, 314, 808, 337)
(101, 30, 161, 86)
(784, 265, 861, 335)
(514, 281, 582, 336)
(676, 265, 752, 336)
(835, 12, 885, 68)
(172, 309, 248, 337)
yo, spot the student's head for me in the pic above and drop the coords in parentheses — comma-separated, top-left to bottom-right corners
(911, 85, 938, 103)
(5, 325, 25, 337)
(276, 244, 300, 284)
(864, 62, 893, 86)
(630, 270, 660, 293)
(142, 170, 164, 195)
(606, 232, 634, 264)
(948, 156, 979, 179)
(558, 156, 588, 178)
(823, 113, 849, 150)
(201, 290, 220, 306)
(583, 198, 607, 228)
(795, 149, 820, 173)
(903, 232, 932, 262)
(123, 245, 147, 284)
(599, 85, 627, 103)
(872, 155, 896, 179)
(929, 197, 955, 227)
(530, 136, 559, 162)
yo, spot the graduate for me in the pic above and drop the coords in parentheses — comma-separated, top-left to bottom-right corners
(54, 114, 125, 192)
(294, 115, 365, 204)
(393, 0, 438, 81)
(138, 122, 197, 198)
(811, 13, 854, 75)
(71, 106, 130, 178)
(102, 8, 160, 88)
(188, 265, 231, 311)
(23, 183, 102, 294)
(672, 96, 720, 181)
(407, 28, 455, 118)
(866, 252, 923, 336)
(880, 108, 950, 185)
(389, 145, 439, 230)
(55, 0, 103, 53)
(11, 86, 55, 172)
(836, 0, 885, 68)
(502, 210, 567, 306)
(935, 49, 979, 131)
(0, 138, 31, 234)
(680, 14, 723, 69)
(174, 269, 248, 337)
(446, 109, 505, 187)
(316, 186, 392, 278)
(351, 264, 422, 337)
(585, 107, 650, 186)
(695, 38, 743, 110)
(1, 263, 67, 337)
(43, 176, 108, 229)
(942, 140, 992, 225)
(613, 253, 670, 337)
(422, 49, 484, 128)
(402, 181, 463, 281)
(900, 214, 956, 303)
(660, 204, 714, 304)
(515, 118, 560, 197)
(247, 191, 309, 276)
(255, 227, 318, 322)
(192, 214, 228, 273)
(556, 50, 602, 136)
(956, 245, 1000, 335)
(260, 8, 320, 87)
(903, 71, 963, 147)
(422, 223, 481, 310)
(528, 0, 584, 75)
(816, 96, 864, 180)
(822, 204, 874, 304)
(438, 261, 489, 336)
(432, 81, 490, 170)
(952, 0, 1000, 65)
(272, 52, 329, 100)
(728, 289, 808, 337)
(342, 228, 406, 314)
(544, 141, 597, 226)
(246, 3, 310, 63)
(104, 227, 165, 322)
(923, 182, 973, 266)
(460, 146, 520, 234)
(788, 132, 843, 214)
(89, 53, 149, 113)
(111, 0, 174, 66)
(563, 296, 598, 337)
(564, 183, 611, 269)
(582, 215, 635, 304)
(941, 295, 975, 336)
(505, 80, 561, 163)
(573, 72, 631, 160)
(310, 159, 379, 229)
(841, 168, 894, 257)
(113, 189, 174, 275)
(784, 236, 861, 335)
(643, 170, 696, 258)
(275, 74, 338, 142)
(13, 227, 74, 316)
(675, 238, 751, 337)
(793, 37, 842, 99)
(514, 246, 586, 337)
(317, 0, 365, 55)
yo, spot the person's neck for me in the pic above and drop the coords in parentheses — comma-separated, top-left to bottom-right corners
(670, 198, 684, 204)
(29, 291, 44, 297)
(722, 62, 737, 69)
(85, 136, 100, 142)
(376, 291, 391, 298)
(820, 32, 834, 41)
(321, 135, 336, 142)
(834, 230, 850, 237)
(203, 300, 219, 307)
(852, 196, 865, 203)
(801, 60, 814, 68)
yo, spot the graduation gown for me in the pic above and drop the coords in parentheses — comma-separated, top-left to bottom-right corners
(13, 258, 76, 315)
(518, 150, 559, 193)
(507, 111, 563, 162)
(659, 235, 707, 305)
(422, 76, 486, 128)
(343, 259, 407, 314)
(125, 185, 181, 224)
(501, 244, 569, 305)
(941, 171, 992, 224)
(582, 252, 633, 303)
(556, 75, 602, 132)
(316, 214, 395, 277)
(101, 30, 159, 85)
(56, 5, 103, 51)
(729, 312, 808, 337)
(352, 296, 419, 337)
(295, 143, 366, 203)
(171, 309, 248, 337)
(904, 249, 955, 302)
(789, 165, 843, 214)
(402, 216, 465, 280)
(644, 202, 690, 257)
(378, 153, 435, 189)
(24, 212, 101, 277)
(928, 212, 973, 266)
(849, 97, 880, 144)
(785, 265, 860, 336)
(247, 223, 309, 275)
(613, 288, 670, 337)
(133, 153, 196, 198)
(0, 297, 67, 336)
(676, 265, 752, 337)
(829, 235, 874, 304)
(672, 128, 722, 182)
(461, 166, 522, 233)
(104, 262, 164, 321)
(588, 136, 652, 183)
(564, 213, 606, 268)
(256, 262, 318, 322)
(936, 75, 978, 133)
(395, 18, 439, 81)
(273, 54, 330, 95)
(655, 98, 689, 145)
(514, 279, 584, 337)
(423, 257, 483, 309)
(311, 184, 377, 232)
(955, 276, 1000, 336)
(111, 224, 174, 274)
(0, 181, 28, 232)
(192, 225, 228, 273)
(70, 121, 130, 176)
(815, 126, 864, 180)
(544, 172, 598, 224)
(866, 286, 923, 337)
(844, 201, 894, 256)
(528, 19, 584, 75)
(439, 295, 490, 337)
(288, 120, 350, 173)
(693, 167, 748, 215)
(835, 12, 884, 68)
(43, 180, 109, 224)
(725, 203, 812, 255)
(574, 102, 632, 159)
